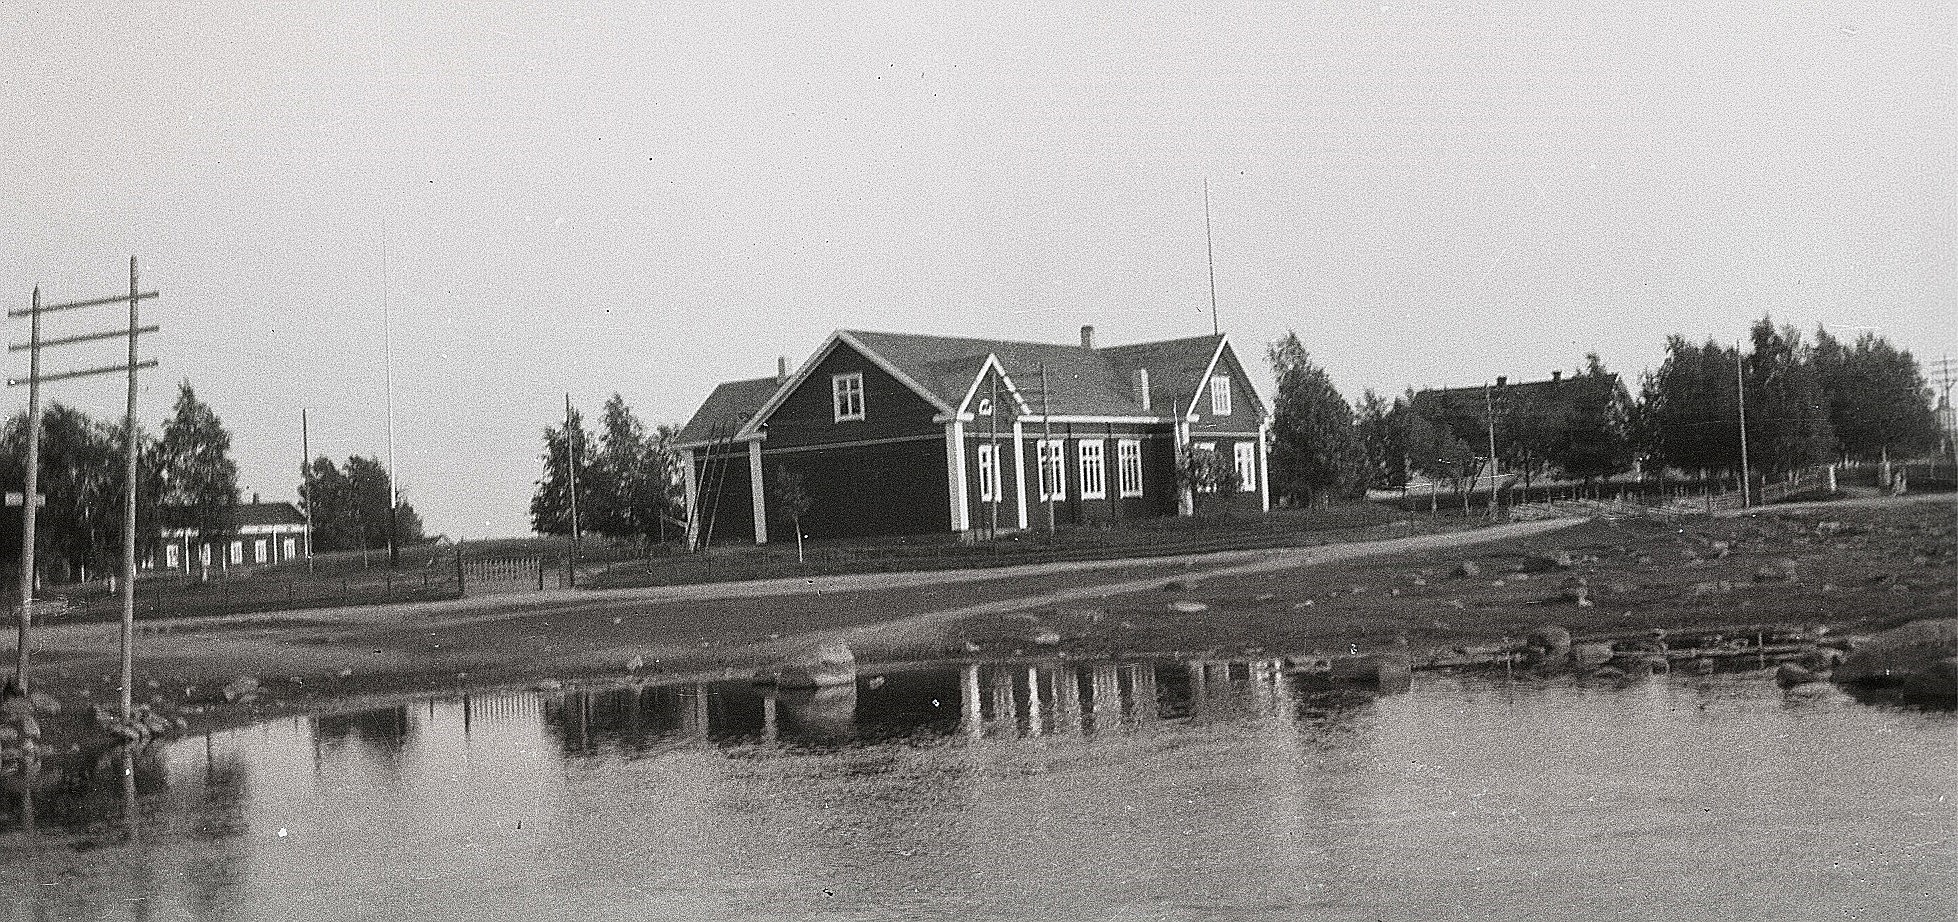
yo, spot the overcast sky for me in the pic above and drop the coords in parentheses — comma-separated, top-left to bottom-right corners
(4, 1, 1952, 538)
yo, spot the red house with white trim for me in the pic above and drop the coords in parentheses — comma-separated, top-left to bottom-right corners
(675, 326, 1270, 546)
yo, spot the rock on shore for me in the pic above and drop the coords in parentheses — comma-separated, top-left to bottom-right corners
(1834, 618, 1957, 703)
(772, 641, 858, 689)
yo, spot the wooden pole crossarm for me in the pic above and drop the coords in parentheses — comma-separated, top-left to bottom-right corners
(8, 290, 158, 317)
(6, 358, 158, 387)
(8, 324, 159, 352)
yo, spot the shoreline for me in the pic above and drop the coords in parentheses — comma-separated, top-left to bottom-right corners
(2, 496, 1951, 766)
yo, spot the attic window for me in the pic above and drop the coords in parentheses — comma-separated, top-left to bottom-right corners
(833, 373, 865, 422)
(1210, 376, 1232, 416)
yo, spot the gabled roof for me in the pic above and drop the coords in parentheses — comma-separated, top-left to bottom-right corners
(1099, 334, 1233, 416)
(683, 328, 1269, 446)
(676, 376, 781, 445)
(233, 501, 305, 527)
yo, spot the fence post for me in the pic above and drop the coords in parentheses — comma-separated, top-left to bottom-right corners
(455, 542, 466, 597)
(538, 559, 546, 591)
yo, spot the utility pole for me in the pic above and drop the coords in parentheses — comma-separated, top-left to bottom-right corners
(7, 260, 160, 708)
(1736, 341, 1751, 509)
(10, 288, 41, 695)
(1484, 382, 1500, 520)
(301, 409, 314, 571)
(565, 393, 580, 588)
(383, 239, 399, 568)
(1203, 178, 1220, 337)
(1040, 363, 1055, 537)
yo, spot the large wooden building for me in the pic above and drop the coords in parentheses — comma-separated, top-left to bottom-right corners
(676, 327, 1270, 546)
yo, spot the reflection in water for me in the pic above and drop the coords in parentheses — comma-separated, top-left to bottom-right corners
(1, 661, 1952, 921)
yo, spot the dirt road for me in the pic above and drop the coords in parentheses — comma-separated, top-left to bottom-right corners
(10, 495, 1952, 745)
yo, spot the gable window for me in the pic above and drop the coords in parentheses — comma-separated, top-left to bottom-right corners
(1234, 442, 1257, 492)
(1117, 439, 1143, 497)
(1037, 439, 1068, 501)
(1210, 375, 1233, 416)
(1078, 440, 1107, 499)
(976, 443, 1002, 502)
(1193, 441, 1218, 493)
(832, 372, 865, 422)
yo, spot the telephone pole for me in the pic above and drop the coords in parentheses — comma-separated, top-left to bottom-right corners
(301, 409, 315, 572)
(7, 260, 159, 710)
(1484, 383, 1500, 520)
(565, 393, 580, 588)
(1736, 341, 1751, 508)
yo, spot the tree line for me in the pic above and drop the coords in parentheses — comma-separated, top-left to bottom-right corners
(3, 381, 426, 585)
(1265, 318, 1944, 507)
(530, 394, 685, 545)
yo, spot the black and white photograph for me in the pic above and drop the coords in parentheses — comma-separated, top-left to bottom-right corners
(1, 2, 1953, 919)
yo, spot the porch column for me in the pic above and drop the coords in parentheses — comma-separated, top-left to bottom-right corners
(748, 440, 768, 544)
(1174, 415, 1194, 517)
(681, 450, 700, 549)
(945, 421, 970, 533)
(1011, 419, 1029, 530)
(1257, 418, 1272, 512)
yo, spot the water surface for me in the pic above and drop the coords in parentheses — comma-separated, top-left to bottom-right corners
(3, 662, 1952, 921)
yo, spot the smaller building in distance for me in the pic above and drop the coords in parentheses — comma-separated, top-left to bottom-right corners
(677, 326, 1272, 546)
(1410, 368, 1634, 485)
(151, 498, 308, 573)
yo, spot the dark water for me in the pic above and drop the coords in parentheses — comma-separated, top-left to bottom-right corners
(2, 661, 1953, 921)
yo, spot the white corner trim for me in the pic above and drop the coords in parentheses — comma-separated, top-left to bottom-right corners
(749, 440, 768, 544)
(945, 421, 969, 532)
(1011, 418, 1029, 530)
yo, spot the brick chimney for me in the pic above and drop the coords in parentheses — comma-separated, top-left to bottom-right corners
(777, 356, 789, 383)
(1551, 370, 1563, 383)
(1134, 368, 1151, 410)
(1495, 376, 1507, 388)
(1080, 325, 1096, 349)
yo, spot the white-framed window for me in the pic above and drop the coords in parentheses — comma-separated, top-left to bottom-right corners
(1117, 439, 1144, 497)
(282, 537, 298, 560)
(1037, 439, 1067, 500)
(1078, 440, 1107, 499)
(253, 539, 267, 563)
(228, 541, 244, 565)
(1234, 442, 1257, 492)
(832, 372, 865, 422)
(976, 443, 1002, 502)
(1210, 375, 1233, 416)
(1194, 441, 1218, 493)
(165, 544, 180, 569)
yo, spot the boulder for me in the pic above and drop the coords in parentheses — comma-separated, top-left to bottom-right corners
(1776, 663, 1822, 688)
(1526, 626, 1572, 658)
(221, 676, 260, 703)
(1569, 642, 1615, 667)
(1453, 561, 1481, 579)
(775, 641, 857, 689)
(1835, 619, 1958, 702)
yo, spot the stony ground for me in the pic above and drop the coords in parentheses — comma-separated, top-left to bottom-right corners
(3, 495, 1951, 757)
